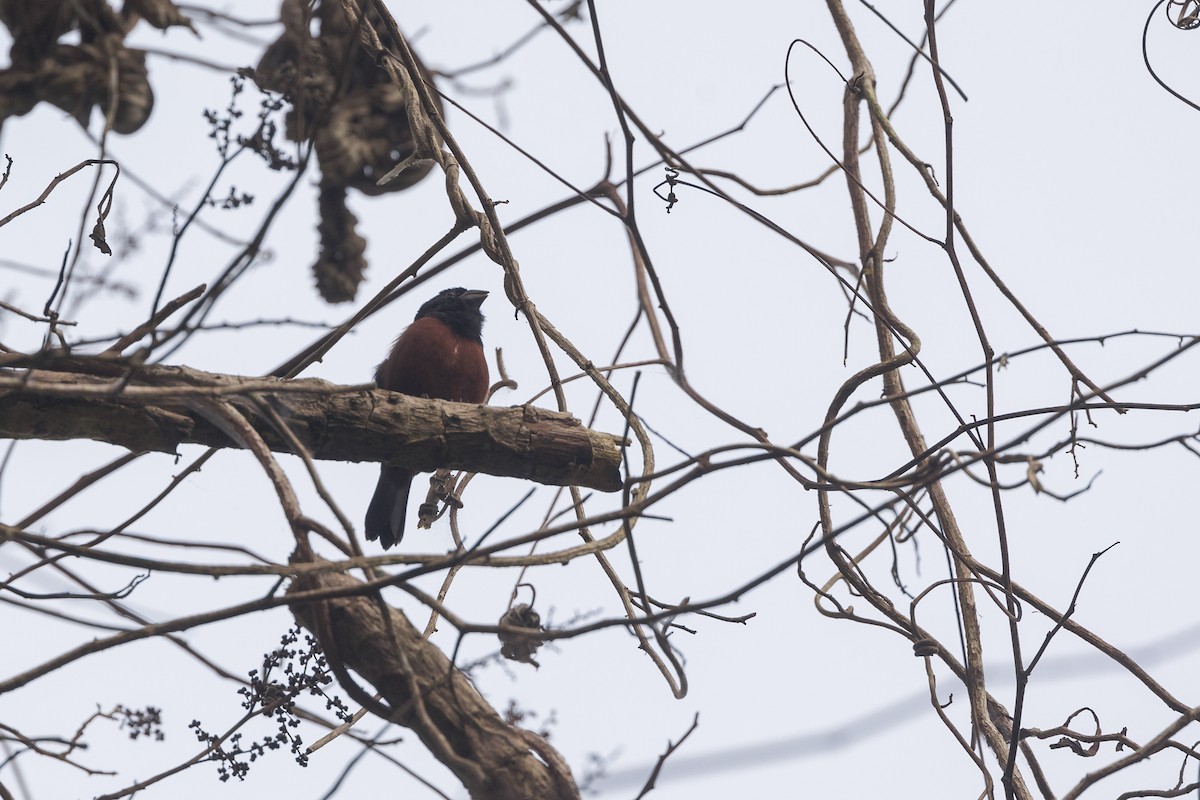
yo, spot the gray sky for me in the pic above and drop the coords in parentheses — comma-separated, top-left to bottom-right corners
(2, 3, 1198, 799)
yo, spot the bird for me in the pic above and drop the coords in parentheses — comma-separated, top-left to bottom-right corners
(364, 287, 489, 549)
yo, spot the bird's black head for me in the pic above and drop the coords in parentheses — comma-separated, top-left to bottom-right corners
(414, 287, 487, 343)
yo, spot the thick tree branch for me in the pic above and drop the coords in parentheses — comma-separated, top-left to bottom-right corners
(288, 564, 579, 799)
(0, 360, 624, 492)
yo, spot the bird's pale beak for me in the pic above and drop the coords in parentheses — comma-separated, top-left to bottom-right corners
(461, 289, 488, 309)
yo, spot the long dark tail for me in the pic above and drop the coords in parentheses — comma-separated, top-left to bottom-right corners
(364, 466, 414, 549)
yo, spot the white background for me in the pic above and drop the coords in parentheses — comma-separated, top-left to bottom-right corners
(1, 2, 1198, 799)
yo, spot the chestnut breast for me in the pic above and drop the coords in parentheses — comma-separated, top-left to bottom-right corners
(375, 316, 489, 404)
